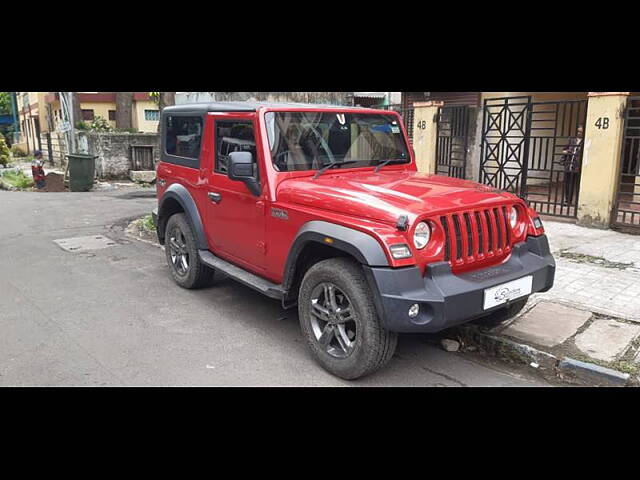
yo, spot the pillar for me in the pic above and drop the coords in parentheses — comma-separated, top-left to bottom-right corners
(577, 92, 629, 229)
(412, 101, 443, 174)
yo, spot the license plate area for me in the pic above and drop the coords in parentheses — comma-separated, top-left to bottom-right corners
(483, 275, 533, 310)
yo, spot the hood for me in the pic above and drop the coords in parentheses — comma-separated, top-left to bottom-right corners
(277, 170, 516, 225)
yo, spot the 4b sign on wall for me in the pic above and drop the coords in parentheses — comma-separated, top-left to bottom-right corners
(595, 117, 610, 130)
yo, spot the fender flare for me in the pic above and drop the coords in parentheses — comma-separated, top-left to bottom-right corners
(282, 221, 389, 291)
(157, 184, 209, 250)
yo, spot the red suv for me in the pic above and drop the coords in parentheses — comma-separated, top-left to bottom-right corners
(154, 102, 555, 380)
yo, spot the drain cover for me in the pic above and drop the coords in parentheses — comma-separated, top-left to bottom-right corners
(54, 235, 118, 253)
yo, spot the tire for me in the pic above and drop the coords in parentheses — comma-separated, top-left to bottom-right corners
(473, 297, 529, 329)
(164, 213, 214, 289)
(298, 257, 398, 380)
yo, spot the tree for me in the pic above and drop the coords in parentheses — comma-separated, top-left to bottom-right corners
(115, 92, 134, 130)
(72, 92, 83, 128)
(151, 92, 176, 132)
(0, 133, 10, 166)
(0, 92, 11, 115)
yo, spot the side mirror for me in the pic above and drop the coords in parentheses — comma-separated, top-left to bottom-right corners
(228, 151, 260, 196)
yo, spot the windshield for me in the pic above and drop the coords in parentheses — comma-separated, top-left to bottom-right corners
(265, 111, 410, 172)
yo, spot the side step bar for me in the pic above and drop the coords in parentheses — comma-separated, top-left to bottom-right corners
(198, 250, 285, 300)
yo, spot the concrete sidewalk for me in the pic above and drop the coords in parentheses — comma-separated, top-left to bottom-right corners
(459, 220, 640, 386)
(538, 221, 640, 321)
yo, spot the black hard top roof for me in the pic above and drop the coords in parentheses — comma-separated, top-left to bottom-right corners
(162, 101, 374, 114)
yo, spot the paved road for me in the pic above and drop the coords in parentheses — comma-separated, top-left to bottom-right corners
(0, 189, 551, 386)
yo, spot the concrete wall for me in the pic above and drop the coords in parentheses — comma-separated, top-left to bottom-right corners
(577, 93, 629, 228)
(413, 102, 441, 174)
(77, 131, 160, 179)
(176, 92, 354, 106)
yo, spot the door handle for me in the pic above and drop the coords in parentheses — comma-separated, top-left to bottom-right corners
(208, 192, 222, 204)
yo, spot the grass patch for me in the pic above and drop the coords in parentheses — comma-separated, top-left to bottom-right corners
(139, 214, 156, 232)
(127, 214, 158, 244)
(1, 170, 34, 189)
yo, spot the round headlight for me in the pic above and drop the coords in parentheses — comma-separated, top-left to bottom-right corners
(414, 222, 430, 249)
(509, 207, 518, 229)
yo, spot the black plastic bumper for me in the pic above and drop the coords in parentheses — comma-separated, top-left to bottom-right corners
(363, 235, 555, 333)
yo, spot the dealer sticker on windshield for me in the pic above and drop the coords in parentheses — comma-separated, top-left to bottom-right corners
(483, 276, 533, 310)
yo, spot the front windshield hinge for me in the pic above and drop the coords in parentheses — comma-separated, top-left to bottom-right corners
(396, 215, 409, 231)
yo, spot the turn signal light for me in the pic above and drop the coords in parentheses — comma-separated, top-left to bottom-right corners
(390, 244, 412, 259)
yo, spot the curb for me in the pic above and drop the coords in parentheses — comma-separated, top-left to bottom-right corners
(557, 358, 630, 387)
(458, 325, 635, 387)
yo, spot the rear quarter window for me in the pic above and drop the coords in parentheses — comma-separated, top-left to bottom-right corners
(163, 115, 203, 167)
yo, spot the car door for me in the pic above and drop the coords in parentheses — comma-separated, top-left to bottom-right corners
(205, 113, 266, 272)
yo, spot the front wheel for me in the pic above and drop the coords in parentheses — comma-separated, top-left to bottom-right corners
(164, 213, 214, 289)
(298, 258, 398, 380)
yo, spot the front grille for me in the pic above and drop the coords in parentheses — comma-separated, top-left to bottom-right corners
(440, 206, 512, 266)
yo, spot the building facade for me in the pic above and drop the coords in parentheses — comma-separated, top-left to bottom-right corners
(175, 92, 356, 106)
(407, 92, 640, 233)
(13, 92, 160, 157)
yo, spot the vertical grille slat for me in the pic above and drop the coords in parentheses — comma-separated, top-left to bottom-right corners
(463, 213, 473, 257)
(446, 215, 459, 262)
(440, 217, 451, 261)
(452, 214, 463, 261)
(502, 206, 511, 247)
(493, 208, 503, 250)
(475, 211, 485, 255)
(484, 210, 495, 253)
(439, 205, 514, 267)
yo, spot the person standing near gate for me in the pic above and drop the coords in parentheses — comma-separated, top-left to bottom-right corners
(561, 125, 584, 206)
(31, 150, 46, 189)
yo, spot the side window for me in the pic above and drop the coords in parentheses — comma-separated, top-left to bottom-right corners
(165, 115, 202, 159)
(215, 121, 257, 175)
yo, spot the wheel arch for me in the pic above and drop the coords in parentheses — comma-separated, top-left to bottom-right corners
(282, 221, 389, 307)
(157, 184, 209, 250)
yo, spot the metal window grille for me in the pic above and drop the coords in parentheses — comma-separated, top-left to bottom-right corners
(144, 110, 160, 121)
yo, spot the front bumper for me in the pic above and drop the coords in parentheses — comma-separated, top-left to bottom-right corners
(363, 235, 555, 333)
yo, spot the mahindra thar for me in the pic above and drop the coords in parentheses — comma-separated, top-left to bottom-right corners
(154, 102, 555, 380)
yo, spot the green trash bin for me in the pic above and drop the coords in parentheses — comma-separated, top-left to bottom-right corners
(66, 153, 97, 192)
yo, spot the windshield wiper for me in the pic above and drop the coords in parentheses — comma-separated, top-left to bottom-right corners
(374, 159, 408, 173)
(313, 160, 359, 179)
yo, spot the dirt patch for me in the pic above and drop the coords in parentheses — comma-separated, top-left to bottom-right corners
(36, 173, 67, 192)
(558, 248, 634, 270)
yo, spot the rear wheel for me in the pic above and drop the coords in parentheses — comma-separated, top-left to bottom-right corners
(298, 258, 398, 380)
(474, 297, 529, 329)
(164, 213, 214, 289)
